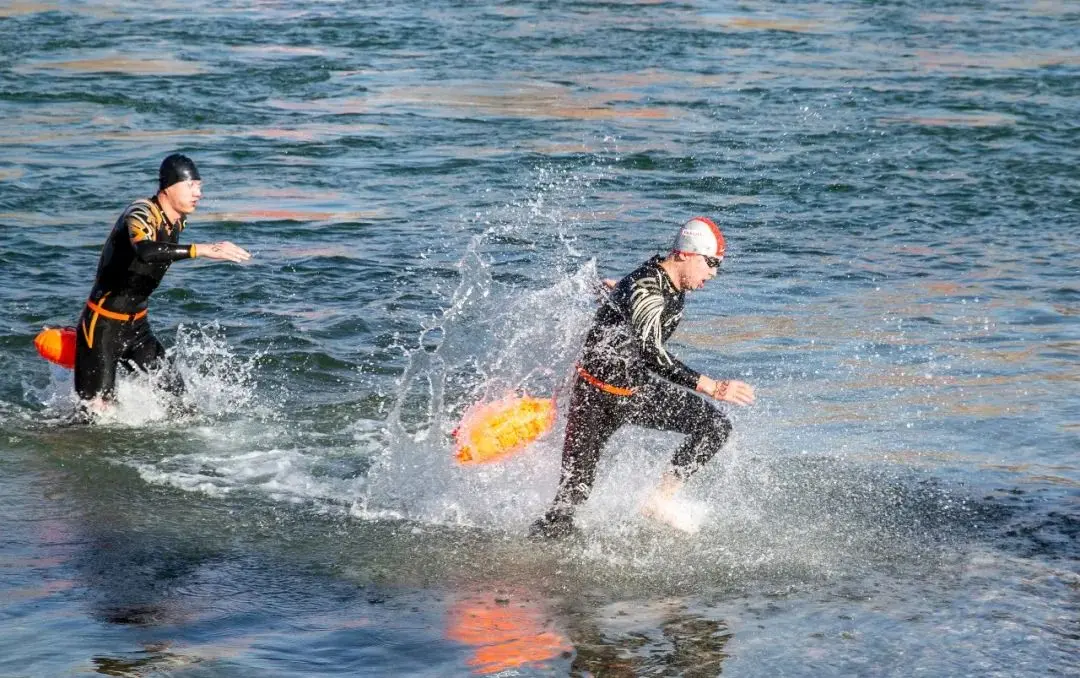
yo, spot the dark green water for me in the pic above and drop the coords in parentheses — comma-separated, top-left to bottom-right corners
(1, 1, 1078, 676)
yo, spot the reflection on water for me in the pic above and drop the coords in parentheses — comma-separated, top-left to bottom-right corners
(277, 245, 365, 260)
(0, 1, 123, 19)
(0, 211, 108, 228)
(446, 590, 571, 675)
(879, 113, 1018, 128)
(563, 600, 732, 678)
(15, 56, 206, 76)
(706, 15, 831, 34)
(92, 645, 204, 677)
(241, 123, 385, 142)
(202, 208, 384, 224)
(0, 2, 61, 17)
(570, 67, 766, 96)
(915, 49, 1080, 72)
(0, 128, 218, 146)
(268, 82, 676, 122)
(229, 44, 339, 58)
(444, 588, 735, 677)
(265, 97, 372, 115)
(248, 188, 343, 201)
(4, 578, 75, 603)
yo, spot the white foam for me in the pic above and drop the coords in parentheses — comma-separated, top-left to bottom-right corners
(29, 321, 264, 428)
(641, 495, 710, 534)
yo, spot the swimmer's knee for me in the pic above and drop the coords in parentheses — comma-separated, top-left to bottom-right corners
(691, 410, 731, 446)
(710, 413, 732, 444)
(674, 413, 731, 476)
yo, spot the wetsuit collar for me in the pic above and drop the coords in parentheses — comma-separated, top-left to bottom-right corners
(151, 195, 185, 235)
(653, 255, 682, 292)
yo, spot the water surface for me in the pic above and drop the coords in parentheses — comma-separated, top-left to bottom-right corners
(1, 0, 1078, 676)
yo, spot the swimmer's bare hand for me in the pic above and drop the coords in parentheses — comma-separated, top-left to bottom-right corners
(194, 241, 252, 263)
(698, 376, 755, 406)
(716, 379, 755, 406)
(594, 278, 618, 300)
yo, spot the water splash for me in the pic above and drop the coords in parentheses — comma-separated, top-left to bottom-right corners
(171, 322, 264, 419)
(24, 322, 262, 428)
(355, 254, 600, 530)
(356, 163, 612, 529)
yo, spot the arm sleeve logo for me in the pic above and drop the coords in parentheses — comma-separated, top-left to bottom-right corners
(126, 202, 158, 243)
(629, 275, 673, 365)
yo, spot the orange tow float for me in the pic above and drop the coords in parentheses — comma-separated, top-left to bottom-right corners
(33, 327, 76, 369)
(453, 395, 556, 465)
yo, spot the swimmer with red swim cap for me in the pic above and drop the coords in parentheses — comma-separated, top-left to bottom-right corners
(530, 217, 755, 538)
(74, 153, 251, 416)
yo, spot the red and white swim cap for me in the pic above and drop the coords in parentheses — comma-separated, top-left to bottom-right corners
(673, 216, 725, 257)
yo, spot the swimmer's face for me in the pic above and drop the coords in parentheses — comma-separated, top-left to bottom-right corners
(163, 179, 202, 215)
(682, 253, 720, 290)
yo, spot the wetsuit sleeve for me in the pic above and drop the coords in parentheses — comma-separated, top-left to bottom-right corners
(628, 279, 701, 389)
(126, 207, 193, 263)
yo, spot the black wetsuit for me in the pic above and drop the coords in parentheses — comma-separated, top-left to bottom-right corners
(535, 256, 732, 533)
(74, 197, 194, 401)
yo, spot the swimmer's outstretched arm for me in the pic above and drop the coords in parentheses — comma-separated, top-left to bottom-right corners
(128, 208, 252, 264)
(131, 238, 251, 264)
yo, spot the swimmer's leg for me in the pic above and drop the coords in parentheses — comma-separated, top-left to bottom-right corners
(74, 306, 122, 408)
(630, 379, 732, 484)
(629, 380, 731, 531)
(125, 320, 187, 403)
(530, 379, 624, 539)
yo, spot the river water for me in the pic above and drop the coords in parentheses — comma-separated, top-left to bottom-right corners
(1, 1, 1078, 676)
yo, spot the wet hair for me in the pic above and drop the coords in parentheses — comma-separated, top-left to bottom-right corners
(158, 153, 201, 191)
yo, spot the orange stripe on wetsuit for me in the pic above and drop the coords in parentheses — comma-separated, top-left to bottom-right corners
(80, 293, 148, 349)
(575, 365, 637, 397)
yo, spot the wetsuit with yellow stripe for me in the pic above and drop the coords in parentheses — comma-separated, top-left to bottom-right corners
(539, 256, 732, 530)
(75, 197, 195, 401)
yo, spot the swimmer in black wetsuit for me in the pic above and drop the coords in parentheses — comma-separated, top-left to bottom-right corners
(75, 154, 252, 413)
(530, 217, 756, 539)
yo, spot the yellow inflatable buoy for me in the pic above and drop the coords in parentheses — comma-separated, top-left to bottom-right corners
(34, 327, 76, 369)
(453, 395, 556, 465)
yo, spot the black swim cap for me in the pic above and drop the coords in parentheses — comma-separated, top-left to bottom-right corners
(158, 153, 201, 191)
